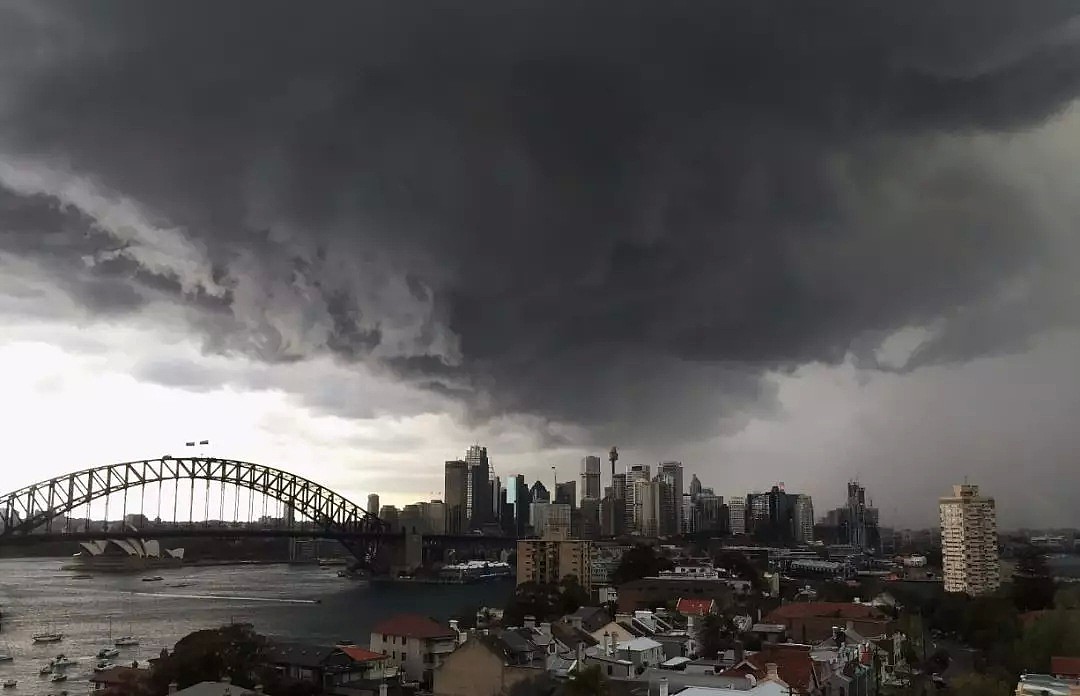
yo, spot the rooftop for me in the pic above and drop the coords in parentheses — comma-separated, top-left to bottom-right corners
(767, 602, 886, 621)
(1053, 657, 1080, 678)
(371, 614, 456, 640)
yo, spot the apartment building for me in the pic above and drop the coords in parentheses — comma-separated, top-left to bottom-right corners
(939, 484, 999, 596)
(516, 537, 594, 593)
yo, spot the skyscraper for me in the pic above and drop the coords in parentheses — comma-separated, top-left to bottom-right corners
(530, 480, 550, 503)
(367, 494, 380, 517)
(689, 474, 703, 501)
(555, 481, 577, 508)
(940, 484, 999, 596)
(624, 464, 651, 532)
(846, 480, 868, 549)
(465, 445, 491, 527)
(658, 462, 684, 536)
(793, 494, 815, 544)
(631, 479, 661, 538)
(444, 460, 469, 534)
(727, 496, 746, 535)
(581, 456, 602, 500)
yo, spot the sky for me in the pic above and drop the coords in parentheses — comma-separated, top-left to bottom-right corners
(2, 1, 1080, 528)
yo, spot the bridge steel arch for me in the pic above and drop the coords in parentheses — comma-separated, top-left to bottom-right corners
(0, 457, 388, 563)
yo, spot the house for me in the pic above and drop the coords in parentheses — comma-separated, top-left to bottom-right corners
(676, 598, 716, 617)
(433, 634, 547, 696)
(564, 606, 612, 633)
(615, 637, 665, 670)
(721, 644, 822, 695)
(617, 578, 734, 613)
(265, 641, 390, 691)
(172, 680, 272, 696)
(1054, 657, 1080, 679)
(764, 602, 894, 643)
(370, 614, 458, 687)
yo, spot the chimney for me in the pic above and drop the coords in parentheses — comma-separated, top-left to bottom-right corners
(540, 622, 552, 638)
(449, 619, 459, 633)
(524, 615, 536, 629)
(379, 682, 388, 696)
(765, 663, 779, 681)
(602, 631, 610, 656)
(658, 678, 669, 696)
(168, 683, 178, 695)
(577, 642, 585, 664)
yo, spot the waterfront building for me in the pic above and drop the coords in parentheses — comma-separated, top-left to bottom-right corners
(940, 483, 999, 595)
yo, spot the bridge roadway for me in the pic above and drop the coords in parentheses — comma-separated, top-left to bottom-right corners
(0, 527, 517, 548)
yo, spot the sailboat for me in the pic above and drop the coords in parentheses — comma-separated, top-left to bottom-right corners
(31, 623, 62, 644)
(98, 618, 120, 658)
(0, 642, 12, 662)
(114, 598, 138, 647)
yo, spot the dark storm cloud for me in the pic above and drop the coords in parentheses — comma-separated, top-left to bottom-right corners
(1, 0, 1079, 443)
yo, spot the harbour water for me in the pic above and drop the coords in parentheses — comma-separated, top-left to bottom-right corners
(0, 558, 514, 696)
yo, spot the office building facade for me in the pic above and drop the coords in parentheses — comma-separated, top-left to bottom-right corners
(581, 456, 602, 500)
(444, 460, 469, 534)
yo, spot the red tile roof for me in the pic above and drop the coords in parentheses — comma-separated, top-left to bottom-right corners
(339, 645, 388, 663)
(676, 598, 715, 616)
(722, 644, 818, 693)
(1052, 656, 1080, 677)
(767, 602, 885, 621)
(372, 614, 456, 640)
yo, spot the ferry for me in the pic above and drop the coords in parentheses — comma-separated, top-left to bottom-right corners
(2, 679, 16, 688)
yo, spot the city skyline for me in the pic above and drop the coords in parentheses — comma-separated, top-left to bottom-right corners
(3, 3, 1080, 530)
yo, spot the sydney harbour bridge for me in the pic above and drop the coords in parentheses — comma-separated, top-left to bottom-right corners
(0, 457, 513, 574)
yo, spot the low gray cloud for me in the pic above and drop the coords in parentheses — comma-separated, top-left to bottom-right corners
(1, 1, 1079, 448)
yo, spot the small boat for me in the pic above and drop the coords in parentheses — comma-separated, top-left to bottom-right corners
(97, 647, 119, 659)
(141, 576, 163, 582)
(93, 660, 115, 672)
(31, 633, 62, 644)
(70, 574, 93, 580)
(51, 655, 77, 668)
(114, 636, 138, 647)
(2, 679, 16, 688)
(48, 673, 66, 682)
(0, 654, 11, 663)
(39, 664, 52, 675)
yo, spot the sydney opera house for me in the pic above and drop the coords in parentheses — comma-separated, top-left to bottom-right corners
(61, 538, 185, 572)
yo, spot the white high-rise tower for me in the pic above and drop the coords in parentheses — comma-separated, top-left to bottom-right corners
(940, 484, 999, 596)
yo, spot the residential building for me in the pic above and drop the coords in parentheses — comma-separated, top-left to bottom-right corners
(264, 641, 390, 692)
(444, 460, 469, 534)
(581, 456, 602, 500)
(517, 538, 594, 592)
(530, 502, 572, 540)
(170, 681, 276, 696)
(370, 614, 458, 687)
(433, 634, 546, 696)
(940, 483, 1000, 595)
(763, 602, 895, 643)
(615, 636, 665, 669)
(793, 494, 814, 544)
(727, 496, 746, 536)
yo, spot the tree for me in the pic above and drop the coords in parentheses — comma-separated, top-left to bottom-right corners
(695, 613, 733, 659)
(1011, 609, 1080, 673)
(1013, 547, 1056, 612)
(559, 575, 590, 615)
(712, 550, 763, 591)
(565, 664, 609, 696)
(611, 544, 673, 585)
